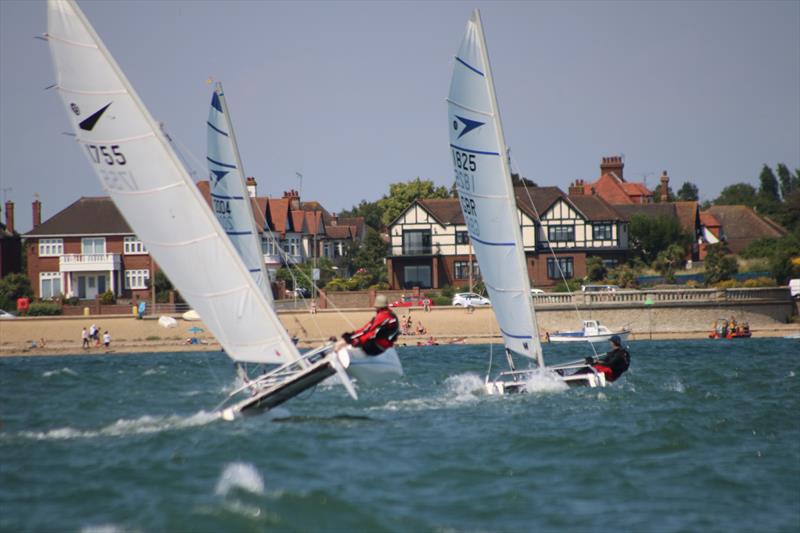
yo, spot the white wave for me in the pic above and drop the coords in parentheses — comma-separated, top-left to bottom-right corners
(42, 367, 78, 378)
(80, 525, 131, 533)
(142, 367, 166, 376)
(373, 373, 483, 412)
(520, 370, 569, 393)
(664, 378, 685, 393)
(215, 462, 265, 497)
(15, 411, 219, 441)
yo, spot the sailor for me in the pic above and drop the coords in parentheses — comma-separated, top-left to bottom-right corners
(336, 294, 399, 356)
(584, 335, 630, 382)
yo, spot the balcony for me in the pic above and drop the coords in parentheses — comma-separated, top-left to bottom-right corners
(59, 253, 121, 273)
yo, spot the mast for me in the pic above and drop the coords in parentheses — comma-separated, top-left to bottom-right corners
(471, 10, 544, 367)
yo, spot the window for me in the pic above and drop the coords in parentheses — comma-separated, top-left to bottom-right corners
(262, 236, 279, 256)
(402, 230, 432, 255)
(547, 225, 574, 242)
(81, 237, 106, 255)
(455, 231, 470, 245)
(453, 261, 480, 280)
(38, 239, 63, 257)
(123, 236, 147, 254)
(403, 265, 432, 289)
(547, 257, 574, 279)
(124, 269, 150, 290)
(592, 223, 613, 240)
(40, 272, 62, 299)
(287, 237, 301, 257)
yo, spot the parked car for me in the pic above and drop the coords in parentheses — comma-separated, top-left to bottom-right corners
(390, 295, 432, 308)
(581, 284, 619, 293)
(0, 309, 16, 319)
(286, 287, 311, 298)
(530, 288, 545, 294)
(452, 293, 491, 307)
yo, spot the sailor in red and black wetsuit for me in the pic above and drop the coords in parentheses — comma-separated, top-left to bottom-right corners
(585, 335, 631, 382)
(337, 294, 399, 356)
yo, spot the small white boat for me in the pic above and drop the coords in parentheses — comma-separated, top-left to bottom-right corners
(548, 320, 630, 344)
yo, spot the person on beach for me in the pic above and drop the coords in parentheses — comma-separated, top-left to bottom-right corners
(89, 324, 98, 344)
(102, 330, 111, 351)
(581, 335, 630, 382)
(335, 294, 399, 356)
(81, 327, 90, 349)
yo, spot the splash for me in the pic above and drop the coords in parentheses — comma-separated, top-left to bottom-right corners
(42, 367, 78, 378)
(14, 411, 218, 441)
(664, 378, 686, 393)
(443, 373, 485, 396)
(520, 370, 569, 393)
(374, 373, 483, 412)
(80, 525, 127, 533)
(215, 462, 265, 497)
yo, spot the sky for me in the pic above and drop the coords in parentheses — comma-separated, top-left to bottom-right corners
(1, 0, 798, 233)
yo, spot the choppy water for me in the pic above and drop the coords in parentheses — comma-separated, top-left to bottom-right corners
(1, 339, 798, 532)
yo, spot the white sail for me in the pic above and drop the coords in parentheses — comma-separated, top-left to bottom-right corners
(447, 10, 544, 366)
(207, 83, 273, 302)
(47, 0, 299, 365)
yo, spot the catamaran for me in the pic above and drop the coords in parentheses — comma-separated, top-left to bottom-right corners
(205, 84, 404, 385)
(46, 0, 360, 419)
(447, 10, 606, 392)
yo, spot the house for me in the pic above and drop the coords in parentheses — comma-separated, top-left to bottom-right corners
(703, 205, 788, 254)
(571, 156, 653, 205)
(1, 201, 23, 278)
(386, 187, 628, 289)
(24, 198, 155, 300)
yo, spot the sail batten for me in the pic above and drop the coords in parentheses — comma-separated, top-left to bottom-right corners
(448, 9, 544, 366)
(47, 0, 298, 365)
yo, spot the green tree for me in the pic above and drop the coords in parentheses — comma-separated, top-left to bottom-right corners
(349, 228, 389, 285)
(769, 237, 800, 284)
(758, 164, 781, 203)
(585, 256, 607, 282)
(0, 273, 33, 310)
(652, 183, 675, 203)
(703, 243, 738, 285)
(676, 181, 699, 201)
(153, 270, 175, 303)
(606, 264, 639, 289)
(377, 178, 450, 227)
(714, 183, 758, 207)
(629, 214, 690, 264)
(339, 199, 383, 231)
(511, 173, 538, 188)
(652, 243, 686, 283)
(776, 163, 799, 200)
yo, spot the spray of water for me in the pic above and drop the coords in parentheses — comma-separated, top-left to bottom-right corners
(520, 369, 569, 393)
(215, 462, 265, 497)
(42, 367, 78, 378)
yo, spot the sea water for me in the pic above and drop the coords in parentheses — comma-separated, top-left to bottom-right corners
(1, 339, 798, 532)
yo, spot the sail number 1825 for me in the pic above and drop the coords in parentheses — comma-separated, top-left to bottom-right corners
(452, 149, 476, 172)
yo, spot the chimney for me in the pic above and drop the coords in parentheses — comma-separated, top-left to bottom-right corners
(331, 212, 338, 226)
(283, 189, 301, 211)
(600, 156, 624, 181)
(568, 179, 585, 196)
(246, 177, 257, 198)
(4, 201, 13, 234)
(660, 171, 669, 202)
(32, 199, 41, 229)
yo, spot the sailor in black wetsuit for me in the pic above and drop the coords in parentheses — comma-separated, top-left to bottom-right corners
(584, 335, 631, 382)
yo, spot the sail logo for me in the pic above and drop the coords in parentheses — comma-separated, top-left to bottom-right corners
(454, 115, 484, 139)
(79, 102, 112, 131)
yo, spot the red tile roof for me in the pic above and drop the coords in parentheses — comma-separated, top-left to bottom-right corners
(25, 197, 132, 236)
(705, 205, 788, 253)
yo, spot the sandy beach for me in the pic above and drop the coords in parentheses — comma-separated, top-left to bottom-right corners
(1, 306, 798, 357)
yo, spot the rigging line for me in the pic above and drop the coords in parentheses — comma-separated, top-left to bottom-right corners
(511, 153, 599, 358)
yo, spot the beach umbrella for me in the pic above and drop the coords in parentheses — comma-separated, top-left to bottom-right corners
(187, 326, 204, 334)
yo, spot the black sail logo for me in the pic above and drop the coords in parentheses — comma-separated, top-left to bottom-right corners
(79, 102, 112, 131)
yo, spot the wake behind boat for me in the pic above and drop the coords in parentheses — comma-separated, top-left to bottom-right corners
(548, 320, 631, 344)
(447, 10, 613, 392)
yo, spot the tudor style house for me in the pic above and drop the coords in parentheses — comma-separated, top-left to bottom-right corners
(386, 187, 628, 290)
(24, 198, 155, 300)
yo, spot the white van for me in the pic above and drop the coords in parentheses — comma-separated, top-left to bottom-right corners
(581, 284, 619, 293)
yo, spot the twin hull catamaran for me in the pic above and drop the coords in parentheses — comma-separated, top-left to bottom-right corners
(46, 0, 364, 419)
(447, 10, 606, 392)
(205, 84, 404, 384)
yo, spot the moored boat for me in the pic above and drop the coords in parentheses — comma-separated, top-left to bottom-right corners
(548, 320, 630, 343)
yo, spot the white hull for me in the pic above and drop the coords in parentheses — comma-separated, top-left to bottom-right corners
(344, 346, 404, 385)
(485, 368, 606, 394)
(549, 330, 630, 344)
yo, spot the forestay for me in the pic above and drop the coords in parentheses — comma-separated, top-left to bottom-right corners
(207, 83, 272, 302)
(46, 0, 299, 365)
(447, 10, 544, 366)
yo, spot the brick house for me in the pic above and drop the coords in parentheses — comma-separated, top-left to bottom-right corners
(386, 187, 628, 289)
(571, 156, 653, 204)
(703, 205, 788, 254)
(24, 198, 154, 300)
(1, 201, 23, 278)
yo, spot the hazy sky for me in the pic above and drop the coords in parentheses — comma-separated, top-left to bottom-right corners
(1, 0, 798, 233)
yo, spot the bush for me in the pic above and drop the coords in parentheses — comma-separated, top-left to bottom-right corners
(431, 295, 451, 306)
(0, 273, 33, 311)
(552, 279, 582, 293)
(704, 244, 738, 285)
(742, 277, 777, 288)
(63, 296, 80, 306)
(99, 290, 116, 305)
(607, 264, 639, 289)
(26, 302, 62, 316)
(440, 285, 456, 298)
(713, 279, 739, 289)
(741, 237, 780, 259)
(369, 282, 390, 290)
(585, 256, 607, 282)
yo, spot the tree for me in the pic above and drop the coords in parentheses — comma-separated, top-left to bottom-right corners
(348, 228, 389, 285)
(703, 243, 738, 285)
(776, 163, 799, 200)
(758, 164, 781, 203)
(628, 214, 690, 264)
(153, 270, 175, 303)
(339, 199, 383, 231)
(676, 181, 699, 201)
(585, 256, 607, 282)
(652, 183, 674, 203)
(714, 182, 758, 207)
(511, 173, 537, 188)
(0, 273, 33, 310)
(377, 178, 450, 227)
(652, 243, 686, 283)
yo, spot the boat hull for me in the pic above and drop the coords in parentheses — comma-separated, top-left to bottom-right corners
(485, 369, 606, 394)
(346, 346, 403, 385)
(549, 330, 630, 344)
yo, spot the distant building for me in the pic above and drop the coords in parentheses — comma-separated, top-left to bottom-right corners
(703, 205, 788, 254)
(24, 198, 154, 300)
(386, 187, 629, 289)
(570, 156, 653, 205)
(0, 201, 23, 278)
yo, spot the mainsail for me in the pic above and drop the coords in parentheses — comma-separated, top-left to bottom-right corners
(206, 82, 272, 302)
(447, 10, 544, 367)
(47, 0, 299, 365)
